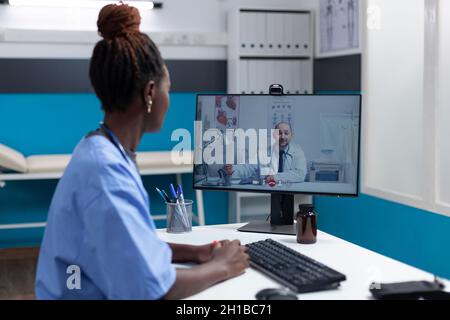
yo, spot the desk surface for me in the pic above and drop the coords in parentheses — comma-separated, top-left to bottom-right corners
(157, 223, 449, 300)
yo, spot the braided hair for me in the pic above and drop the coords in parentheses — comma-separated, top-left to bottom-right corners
(89, 3, 165, 112)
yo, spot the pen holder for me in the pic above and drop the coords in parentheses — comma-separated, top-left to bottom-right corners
(166, 200, 193, 233)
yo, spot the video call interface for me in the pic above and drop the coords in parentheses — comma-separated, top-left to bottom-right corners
(194, 95, 361, 195)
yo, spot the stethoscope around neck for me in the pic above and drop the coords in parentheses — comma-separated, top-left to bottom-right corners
(280, 146, 294, 159)
(100, 122, 135, 166)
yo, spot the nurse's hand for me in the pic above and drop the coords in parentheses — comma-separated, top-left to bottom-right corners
(195, 240, 228, 264)
(164, 240, 249, 299)
(210, 240, 249, 278)
(223, 164, 234, 176)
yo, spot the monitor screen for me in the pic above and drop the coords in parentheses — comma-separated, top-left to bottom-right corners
(193, 94, 361, 196)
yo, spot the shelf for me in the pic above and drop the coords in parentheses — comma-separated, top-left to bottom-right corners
(236, 192, 271, 199)
(239, 54, 312, 59)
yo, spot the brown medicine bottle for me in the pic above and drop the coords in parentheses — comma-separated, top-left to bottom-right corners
(296, 204, 317, 244)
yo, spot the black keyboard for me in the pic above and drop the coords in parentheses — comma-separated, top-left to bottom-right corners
(246, 239, 346, 293)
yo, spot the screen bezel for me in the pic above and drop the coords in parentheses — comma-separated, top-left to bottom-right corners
(192, 93, 362, 197)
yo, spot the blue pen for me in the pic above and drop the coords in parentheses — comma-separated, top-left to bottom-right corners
(155, 187, 171, 203)
(177, 185, 183, 199)
(177, 185, 187, 208)
(177, 185, 185, 208)
(169, 184, 178, 200)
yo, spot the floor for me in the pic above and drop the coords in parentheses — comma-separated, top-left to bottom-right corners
(0, 247, 39, 300)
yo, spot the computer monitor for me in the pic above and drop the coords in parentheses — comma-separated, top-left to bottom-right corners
(193, 93, 361, 235)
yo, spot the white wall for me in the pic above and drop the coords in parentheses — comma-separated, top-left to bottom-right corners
(0, 0, 317, 31)
(363, 0, 425, 201)
(363, 0, 450, 217)
(436, 0, 450, 209)
(0, 0, 317, 59)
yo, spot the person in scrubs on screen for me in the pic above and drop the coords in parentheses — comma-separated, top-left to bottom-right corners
(35, 3, 249, 300)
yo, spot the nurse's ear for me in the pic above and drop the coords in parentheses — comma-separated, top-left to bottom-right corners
(143, 80, 156, 114)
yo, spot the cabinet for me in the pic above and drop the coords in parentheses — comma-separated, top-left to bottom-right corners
(227, 7, 314, 222)
(228, 8, 314, 94)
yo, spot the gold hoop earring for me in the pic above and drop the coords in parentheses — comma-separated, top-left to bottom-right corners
(147, 99, 153, 114)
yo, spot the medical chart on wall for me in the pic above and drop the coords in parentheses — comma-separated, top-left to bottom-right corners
(268, 100, 294, 130)
(214, 95, 240, 130)
(318, 0, 360, 56)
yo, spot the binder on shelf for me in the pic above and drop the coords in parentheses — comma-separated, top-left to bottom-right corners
(297, 60, 303, 94)
(239, 59, 249, 94)
(283, 14, 296, 56)
(292, 14, 300, 55)
(255, 12, 267, 55)
(261, 61, 271, 94)
(273, 60, 285, 88)
(305, 14, 312, 55)
(258, 60, 271, 94)
(295, 13, 311, 56)
(281, 61, 292, 94)
(267, 13, 284, 56)
(278, 60, 290, 94)
(306, 61, 313, 93)
(275, 13, 285, 56)
(255, 60, 265, 94)
(281, 60, 289, 90)
(299, 61, 305, 94)
(248, 59, 258, 94)
(240, 12, 251, 55)
(291, 60, 302, 94)
(301, 60, 313, 94)
(247, 12, 259, 55)
(266, 13, 277, 55)
(266, 60, 276, 92)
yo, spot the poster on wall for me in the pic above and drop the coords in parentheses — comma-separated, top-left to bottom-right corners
(316, 0, 362, 58)
(268, 100, 295, 130)
(214, 95, 239, 130)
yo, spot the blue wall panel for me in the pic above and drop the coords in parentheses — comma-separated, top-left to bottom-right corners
(2, 93, 450, 282)
(315, 194, 450, 278)
(0, 93, 228, 248)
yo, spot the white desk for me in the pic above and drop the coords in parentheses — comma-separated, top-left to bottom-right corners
(157, 223, 449, 300)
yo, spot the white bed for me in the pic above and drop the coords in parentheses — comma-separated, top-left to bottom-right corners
(0, 144, 204, 230)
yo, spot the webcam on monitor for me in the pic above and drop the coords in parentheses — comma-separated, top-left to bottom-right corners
(269, 84, 284, 96)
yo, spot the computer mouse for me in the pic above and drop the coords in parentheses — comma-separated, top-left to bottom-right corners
(255, 288, 298, 300)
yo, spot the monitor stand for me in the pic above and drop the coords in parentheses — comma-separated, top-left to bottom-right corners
(237, 193, 297, 236)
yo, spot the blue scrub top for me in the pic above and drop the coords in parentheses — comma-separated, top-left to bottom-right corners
(35, 130, 176, 299)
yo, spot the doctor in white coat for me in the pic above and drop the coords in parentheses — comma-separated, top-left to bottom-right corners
(221, 122, 308, 184)
(266, 122, 307, 182)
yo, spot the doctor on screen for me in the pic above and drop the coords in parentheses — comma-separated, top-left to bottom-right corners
(266, 122, 308, 182)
